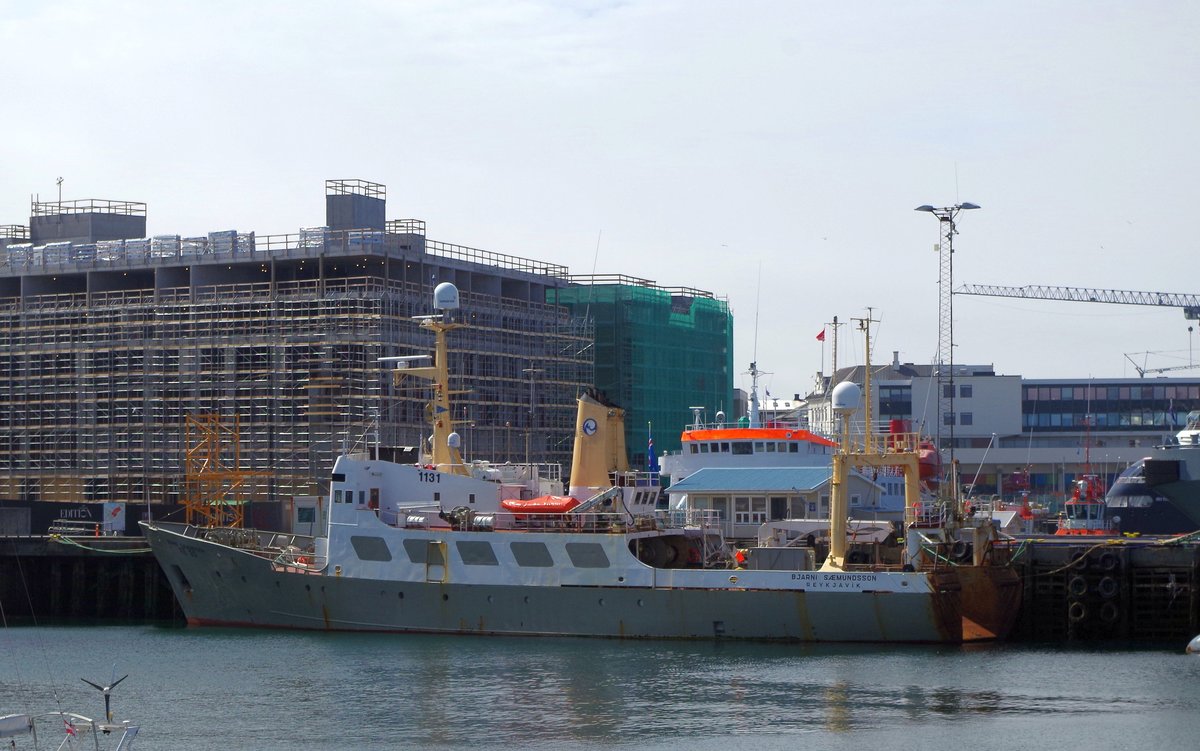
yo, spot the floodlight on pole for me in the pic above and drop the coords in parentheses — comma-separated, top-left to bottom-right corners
(915, 201, 980, 498)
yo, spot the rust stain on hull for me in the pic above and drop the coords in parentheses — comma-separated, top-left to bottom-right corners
(956, 565, 1023, 641)
(927, 570, 965, 642)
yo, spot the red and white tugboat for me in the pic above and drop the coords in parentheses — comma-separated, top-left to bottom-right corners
(1056, 417, 1111, 535)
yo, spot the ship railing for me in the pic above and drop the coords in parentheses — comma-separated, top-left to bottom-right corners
(904, 501, 949, 528)
(509, 511, 636, 533)
(399, 507, 662, 534)
(610, 469, 659, 487)
(857, 430, 926, 455)
(467, 461, 564, 485)
(682, 418, 810, 431)
(196, 525, 313, 551)
(654, 508, 723, 530)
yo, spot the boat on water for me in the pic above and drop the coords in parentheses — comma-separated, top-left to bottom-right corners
(1105, 409, 1200, 535)
(141, 288, 1020, 644)
(0, 674, 139, 750)
(659, 364, 928, 527)
(1055, 474, 1111, 536)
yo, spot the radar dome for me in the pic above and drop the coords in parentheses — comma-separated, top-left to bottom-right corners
(715, 410, 726, 423)
(447, 432, 462, 449)
(433, 282, 460, 310)
(831, 382, 862, 415)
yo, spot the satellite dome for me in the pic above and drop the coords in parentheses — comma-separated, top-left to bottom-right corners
(433, 282, 460, 310)
(447, 432, 462, 449)
(831, 382, 862, 415)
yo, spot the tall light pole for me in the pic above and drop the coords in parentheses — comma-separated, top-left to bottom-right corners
(521, 367, 543, 464)
(915, 201, 980, 499)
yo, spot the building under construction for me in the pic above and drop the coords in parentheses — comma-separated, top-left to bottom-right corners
(549, 277, 733, 464)
(0, 180, 592, 519)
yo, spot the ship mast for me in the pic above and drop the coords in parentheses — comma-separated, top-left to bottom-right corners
(385, 283, 469, 476)
(823, 313, 922, 571)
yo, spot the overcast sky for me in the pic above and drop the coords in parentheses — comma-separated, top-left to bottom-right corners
(5, 1, 1198, 398)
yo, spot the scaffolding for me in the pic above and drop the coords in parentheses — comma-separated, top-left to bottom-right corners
(551, 276, 733, 462)
(183, 413, 256, 527)
(0, 227, 592, 512)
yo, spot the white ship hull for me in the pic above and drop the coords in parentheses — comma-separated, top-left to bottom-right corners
(143, 519, 1001, 643)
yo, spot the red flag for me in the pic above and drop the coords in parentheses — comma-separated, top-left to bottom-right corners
(816, 328, 826, 342)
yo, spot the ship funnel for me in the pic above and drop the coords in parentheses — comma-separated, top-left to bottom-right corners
(569, 391, 629, 498)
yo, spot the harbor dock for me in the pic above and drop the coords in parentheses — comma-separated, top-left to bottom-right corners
(1006, 535, 1200, 642)
(0, 535, 180, 623)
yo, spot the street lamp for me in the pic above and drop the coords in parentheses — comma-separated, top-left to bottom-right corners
(915, 201, 980, 501)
(521, 367, 544, 465)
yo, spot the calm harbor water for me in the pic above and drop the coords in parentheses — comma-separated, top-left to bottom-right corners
(2, 626, 1198, 750)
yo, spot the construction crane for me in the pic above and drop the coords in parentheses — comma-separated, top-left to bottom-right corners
(958, 283, 1200, 377)
(956, 283, 1200, 320)
(1122, 352, 1200, 378)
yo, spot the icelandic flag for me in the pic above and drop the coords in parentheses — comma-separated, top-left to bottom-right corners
(648, 422, 660, 472)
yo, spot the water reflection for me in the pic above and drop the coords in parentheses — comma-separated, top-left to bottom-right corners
(2, 628, 1195, 751)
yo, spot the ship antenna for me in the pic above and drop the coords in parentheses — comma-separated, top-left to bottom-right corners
(747, 264, 762, 428)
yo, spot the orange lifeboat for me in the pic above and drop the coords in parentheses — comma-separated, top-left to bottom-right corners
(500, 495, 580, 516)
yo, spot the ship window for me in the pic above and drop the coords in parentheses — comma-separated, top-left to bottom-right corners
(332, 473, 346, 482)
(334, 489, 344, 503)
(350, 536, 393, 562)
(851, 494, 861, 506)
(765, 442, 776, 452)
(961, 412, 973, 426)
(789, 444, 798, 453)
(960, 385, 973, 398)
(731, 442, 752, 455)
(700, 443, 709, 453)
(456, 541, 498, 566)
(734, 497, 766, 523)
(711, 497, 728, 520)
(403, 539, 429, 563)
(690, 444, 698, 454)
(720, 442, 730, 453)
(565, 542, 610, 568)
(754, 442, 765, 453)
(434, 492, 441, 502)
(511, 541, 554, 567)
(469, 493, 476, 504)
(358, 491, 366, 505)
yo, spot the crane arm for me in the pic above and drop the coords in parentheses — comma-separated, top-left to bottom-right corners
(957, 284, 1200, 318)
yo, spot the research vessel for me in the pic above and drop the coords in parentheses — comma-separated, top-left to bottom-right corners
(141, 288, 1020, 643)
